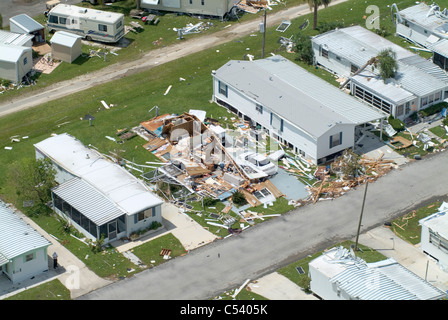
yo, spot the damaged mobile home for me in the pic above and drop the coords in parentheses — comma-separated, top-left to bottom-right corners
(131, 112, 285, 207)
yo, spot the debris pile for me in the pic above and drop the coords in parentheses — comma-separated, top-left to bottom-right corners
(305, 150, 397, 203)
(131, 112, 283, 206)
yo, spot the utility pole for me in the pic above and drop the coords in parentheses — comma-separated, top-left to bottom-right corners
(261, 9, 266, 59)
(355, 181, 369, 251)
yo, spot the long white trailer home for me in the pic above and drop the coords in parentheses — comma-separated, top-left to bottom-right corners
(47, 4, 125, 43)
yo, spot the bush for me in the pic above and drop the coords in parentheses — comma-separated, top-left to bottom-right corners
(316, 21, 344, 33)
(388, 115, 404, 132)
(292, 31, 314, 65)
(232, 191, 247, 206)
(419, 102, 448, 118)
(202, 197, 218, 207)
(443, 117, 448, 126)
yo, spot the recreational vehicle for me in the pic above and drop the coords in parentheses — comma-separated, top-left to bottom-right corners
(47, 4, 125, 43)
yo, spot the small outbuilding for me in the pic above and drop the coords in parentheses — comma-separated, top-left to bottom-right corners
(50, 31, 82, 63)
(0, 43, 33, 84)
(9, 14, 46, 45)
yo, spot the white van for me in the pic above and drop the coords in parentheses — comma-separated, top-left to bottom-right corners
(47, 4, 125, 43)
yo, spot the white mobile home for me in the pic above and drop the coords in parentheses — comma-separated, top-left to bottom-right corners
(0, 44, 33, 84)
(419, 202, 448, 271)
(0, 201, 51, 284)
(141, 0, 238, 19)
(392, 2, 448, 48)
(312, 26, 448, 120)
(50, 31, 82, 63)
(0, 30, 34, 47)
(47, 4, 125, 43)
(34, 133, 164, 245)
(212, 55, 386, 165)
(309, 246, 446, 300)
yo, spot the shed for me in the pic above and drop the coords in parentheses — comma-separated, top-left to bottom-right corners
(9, 14, 46, 45)
(50, 31, 82, 63)
(0, 43, 33, 84)
(0, 201, 51, 284)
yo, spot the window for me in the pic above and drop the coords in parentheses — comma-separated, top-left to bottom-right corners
(428, 94, 434, 104)
(256, 104, 263, 114)
(25, 253, 34, 262)
(405, 102, 411, 114)
(321, 48, 329, 59)
(218, 81, 228, 97)
(396, 104, 404, 117)
(201, 0, 204, 5)
(116, 21, 122, 29)
(72, 19, 77, 25)
(421, 97, 428, 107)
(136, 208, 154, 222)
(329, 132, 342, 148)
(429, 229, 448, 254)
(49, 15, 58, 24)
(23, 57, 28, 65)
(189, 0, 192, 3)
(435, 91, 441, 102)
(98, 24, 108, 32)
(350, 64, 359, 74)
(59, 17, 67, 25)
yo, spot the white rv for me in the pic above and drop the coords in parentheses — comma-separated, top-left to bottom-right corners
(47, 4, 125, 43)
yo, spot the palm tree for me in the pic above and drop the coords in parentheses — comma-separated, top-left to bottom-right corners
(308, 0, 332, 30)
(339, 48, 398, 89)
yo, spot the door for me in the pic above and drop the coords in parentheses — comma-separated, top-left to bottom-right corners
(108, 221, 117, 240)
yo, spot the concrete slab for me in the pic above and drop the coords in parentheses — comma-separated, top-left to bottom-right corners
(354, 131, 409, 166)
(269, 168, 309, 200)
(247, 272, 318, 300)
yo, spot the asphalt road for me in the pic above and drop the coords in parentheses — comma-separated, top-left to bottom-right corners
(80, 151, 448, 300)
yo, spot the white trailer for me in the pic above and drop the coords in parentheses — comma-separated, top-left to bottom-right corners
(47, 4, 125, 43)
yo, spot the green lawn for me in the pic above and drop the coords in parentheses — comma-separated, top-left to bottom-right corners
(129, 232, 186, 267)
(430, 125, 448, 140)
(390, 201, 442, 245)
(5, 279, 70, 300)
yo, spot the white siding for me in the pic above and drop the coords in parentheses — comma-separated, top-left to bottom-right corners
(5, 248, 48, 284)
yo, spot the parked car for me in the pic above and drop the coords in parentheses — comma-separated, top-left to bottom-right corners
(237, 151, 277, 176)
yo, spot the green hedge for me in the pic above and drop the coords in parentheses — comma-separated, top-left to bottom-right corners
(419, 102, 447, 117)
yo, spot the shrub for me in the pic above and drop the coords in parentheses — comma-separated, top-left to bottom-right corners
(419, 102, 448, 118)
(202, 197, 218, 207)
(292, 31, 314, 65)
(316, 21, 344, 33)
(388, 115, 404, 132)
(232, 191, 247, 206)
